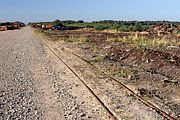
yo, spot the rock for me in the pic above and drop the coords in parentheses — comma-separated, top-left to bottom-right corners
(127, 75, 132, 80)
(146, 59, 149, 63)
(79, 113, 86, 117)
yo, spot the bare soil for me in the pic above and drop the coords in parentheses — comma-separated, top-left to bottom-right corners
(43, 29, 180, 119)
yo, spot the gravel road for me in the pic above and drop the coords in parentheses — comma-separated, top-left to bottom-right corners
(0, 27, 111, 120)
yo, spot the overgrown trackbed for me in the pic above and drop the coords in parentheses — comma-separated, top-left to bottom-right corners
(39, 29, 180, 120)
(0, 27, 178, 120)
(37, 28, 180, 120)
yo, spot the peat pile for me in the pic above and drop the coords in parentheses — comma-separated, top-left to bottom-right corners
(106, 43, 180, 81)
(146, 22, 179, 36)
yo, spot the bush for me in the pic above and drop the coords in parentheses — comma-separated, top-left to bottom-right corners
(133, 23, 143, 32)
(94, 25, 110, 30)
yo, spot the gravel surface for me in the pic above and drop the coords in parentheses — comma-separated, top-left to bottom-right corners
(0, 27, 111, 120)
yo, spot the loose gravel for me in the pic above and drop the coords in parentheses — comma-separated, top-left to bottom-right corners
(0, 27, 111, 120)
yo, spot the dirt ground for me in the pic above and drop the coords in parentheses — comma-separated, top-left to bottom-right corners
(42, 29, 180, 119)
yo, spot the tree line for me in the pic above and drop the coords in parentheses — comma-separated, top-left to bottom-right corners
(29, 20, 180, 32)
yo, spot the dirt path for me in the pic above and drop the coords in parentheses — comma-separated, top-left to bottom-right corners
(0, 27, 112, 120)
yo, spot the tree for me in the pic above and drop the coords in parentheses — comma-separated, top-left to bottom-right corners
(134, 23, 143, 32)
(77, 20, 84, 23)
(112, 23, 120, 30)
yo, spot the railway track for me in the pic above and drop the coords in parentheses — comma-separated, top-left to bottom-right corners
(43, 41, 118, 120)
(42, 40, 177, 120)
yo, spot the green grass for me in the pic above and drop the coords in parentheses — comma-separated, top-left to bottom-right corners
(114, 69, 138, 79)
(65, 22, 150, 32)
(108, 36, 180, 48)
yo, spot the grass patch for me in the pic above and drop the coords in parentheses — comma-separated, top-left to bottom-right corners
(116, 69, 139, 80)
(108, 64, 139, 80)
(63, 37, 93, 44)
(108, 36, 180, 48)
(90, 55, 104, 62)
(33, 29, 45, 38)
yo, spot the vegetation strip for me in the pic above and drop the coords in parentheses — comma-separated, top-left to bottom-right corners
(43, 41, 118, 120)
(58, 46, 177, 120)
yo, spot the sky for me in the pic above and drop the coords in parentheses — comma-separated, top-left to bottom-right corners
(0, 0, 180, 23)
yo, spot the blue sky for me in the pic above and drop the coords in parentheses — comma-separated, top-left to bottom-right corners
(0, 0, 180, 23)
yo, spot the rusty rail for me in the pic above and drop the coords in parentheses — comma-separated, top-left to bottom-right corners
(58, 45, 177, 120)
(43, 41, 118, 120)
